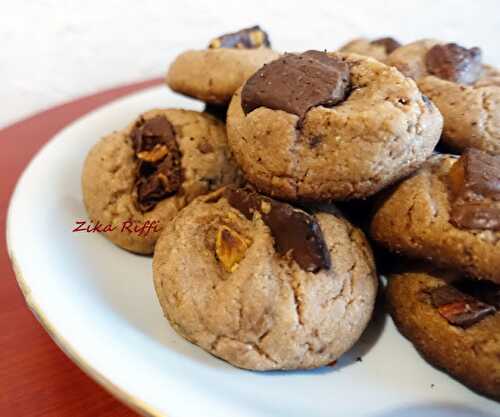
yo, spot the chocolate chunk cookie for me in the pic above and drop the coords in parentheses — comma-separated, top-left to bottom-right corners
(339, 37, 401, 61)
(166, 26, 280, 104)
(82, 109, 240, 254)
(227, 51, 442, 201)
(387, 266, 500, 401)
(371, 151, 500, 283)
(387, 40, 500, 154)
(153, 187, 378, 370)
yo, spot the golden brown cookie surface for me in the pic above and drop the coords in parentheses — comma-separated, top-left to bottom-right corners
(82, 109, 240, 254)
(387, 40, 500, 154)
(227, 52, 442, 201)
(387, 267, 500, 401)
(153, 188, 378, 370)
(166, 26, 279, 104)
(371, 153, 500, 283)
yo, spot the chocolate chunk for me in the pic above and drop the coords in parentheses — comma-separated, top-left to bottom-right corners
(450, 204, 500, 230)
(449, 148, 500, 201)
(208, 26, 270, 49)
(130, 116, 182, 212)
(431, 285, 495, 328)
(456, 280, 500, 309)
(371, 37, 401, 54)
(448, 149, 500, 230)
(225, 187, 331, 272)
(425, 43, 482, 85)
(241, 51, 350, 120)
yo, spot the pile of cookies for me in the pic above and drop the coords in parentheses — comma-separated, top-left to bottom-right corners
(81, 27, 500, 398)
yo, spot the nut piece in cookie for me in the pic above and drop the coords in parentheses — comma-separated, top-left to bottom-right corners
(215, 225, 251, 273)
(166, 26, 280, 104)
(447, 148, 500, 230)
(208, 25, 270, 49)
(370, 154, 500, 283)
(227, 51, 442, 201)
(387, 267, 500, 400)
(82, 109, 240, 254)
(153, 189, 378, 370)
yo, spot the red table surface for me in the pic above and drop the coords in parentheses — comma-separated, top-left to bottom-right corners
(0, 78, 163, 417)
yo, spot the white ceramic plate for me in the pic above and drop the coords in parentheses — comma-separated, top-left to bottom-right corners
(7, 86, 500, 417)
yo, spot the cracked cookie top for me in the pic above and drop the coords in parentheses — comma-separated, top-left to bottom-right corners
(153, 188, 378, 370)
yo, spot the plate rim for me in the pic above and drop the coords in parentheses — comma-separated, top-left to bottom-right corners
(5, 85, 170, 417)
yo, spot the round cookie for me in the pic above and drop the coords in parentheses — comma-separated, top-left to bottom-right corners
(339, 37, 401, 62)
(153, 187, 378, 370)
(82, 109, 240, 254)
(387, 267, 500, 401)
(371, 151, 500, 284)
(387, 40, 500, 154)
(227, 50, 443, 201)
(166, 26, 280, 104)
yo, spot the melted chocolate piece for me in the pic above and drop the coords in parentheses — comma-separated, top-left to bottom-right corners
(241, 50, 350, 120)
(450, 204, 500, 230)
(425, 43, 482, 85)
(448, 149, 500, 230)
(208, 26, 270, 49)
(371, 37, 401, 54)
(449, 148, 500, 201)
(225, 187, 331, 273)
(130, 116, 182, 212)
(431, 284, 496, 328)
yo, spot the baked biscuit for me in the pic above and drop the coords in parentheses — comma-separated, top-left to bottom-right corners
(371, 150, 500, 283)
(339, 37, 401, 61)
(166, 26, 280, 104)
(153, 187, 378, 370)
(82, 109, 239, 254)
(227, 51, 442, 201)
(387, 266, 500, 401)
(387, 40, 500, 154)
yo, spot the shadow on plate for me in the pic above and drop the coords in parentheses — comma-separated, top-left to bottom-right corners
(372, 402, 498, 417)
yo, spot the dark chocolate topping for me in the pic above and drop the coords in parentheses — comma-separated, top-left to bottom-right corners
(448, 149, 500, 230)
(225, 187, 331, 273)
(130, 116, 182, 212)
(425, 43, 482, 85)
(241, 50, 350, 120)
(371, 37, 401, 54)
(208, 25, 271, 49)
(431, 284, 496, 328)
(450, 204, 500, 231)
(456, 149, 500, 200)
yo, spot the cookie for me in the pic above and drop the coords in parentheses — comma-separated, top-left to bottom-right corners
(339, 37, 401, 61)
(371, 150, 500, 284)
(387, 266, 500, 401)
(153, 186, 378, 370)
(226, 51, 442, 201)
(82, 109, 240, 254)
(166, 26, 280, 104)
(387, 40, 500, 154)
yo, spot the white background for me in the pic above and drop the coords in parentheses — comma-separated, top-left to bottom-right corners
(1, 0, 500, 128)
